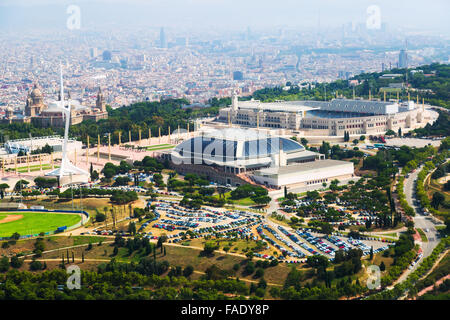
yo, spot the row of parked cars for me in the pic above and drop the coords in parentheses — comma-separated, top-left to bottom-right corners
(276, 226, 309, 258)
(193, 216, 259, 234)
(409, 252, 424, 270)
(261, 225, 305, 259)
(295, 229, 335, 257)
(326, 235, 353, 252)
(138, 209, 161, 232)
(347, 238, 371, 255)
(256, 225, 287, 256)
(159, 218, 199, 229)
(165, 213, 222, 224)
(84, 229, 130, 237)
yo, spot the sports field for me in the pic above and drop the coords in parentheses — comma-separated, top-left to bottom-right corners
(0, 211, 82, 237)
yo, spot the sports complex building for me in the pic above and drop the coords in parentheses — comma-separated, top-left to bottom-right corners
(168, 128, 354, 189)
(217, 95, 430, 137)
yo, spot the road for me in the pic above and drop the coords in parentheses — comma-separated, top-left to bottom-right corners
(404, 166, 441, 258)
(393, 164, 444, 285)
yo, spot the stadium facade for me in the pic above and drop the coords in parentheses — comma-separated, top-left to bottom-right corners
(218, 95, 429, 136)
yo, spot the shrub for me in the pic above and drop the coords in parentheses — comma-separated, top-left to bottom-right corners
(95, 212, 106, 222)
(29, 260, 43, 271)
(254, 268, 264, 278)
(183, 265, 194, 278)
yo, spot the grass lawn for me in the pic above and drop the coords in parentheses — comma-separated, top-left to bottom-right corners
(72, 235, 106, 246)
(417, 228, 428, 242)
(38, 239, 293, 286)
(15, 165, 59, 173)
(0, 211, 81, 237)
(421, 251, 450, 282)
(213, 192, 255, 206)
(426, 178, 450, 214)
(146, 144, 174, 151)
(381, 232, 399, 238)
(267, 215, 291, 228)
(20, 197, 145, 227)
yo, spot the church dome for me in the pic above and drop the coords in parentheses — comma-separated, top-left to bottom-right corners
(30, 85, 43, 99)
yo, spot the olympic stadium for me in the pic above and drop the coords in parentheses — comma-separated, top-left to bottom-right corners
(217, 96, 436, 138)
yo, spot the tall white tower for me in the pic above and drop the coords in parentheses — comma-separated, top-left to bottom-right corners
(231, 92, 239, 111)
(46, 64, 89, 184)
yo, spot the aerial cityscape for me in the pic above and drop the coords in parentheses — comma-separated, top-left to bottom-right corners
(0, 0, 448, 311)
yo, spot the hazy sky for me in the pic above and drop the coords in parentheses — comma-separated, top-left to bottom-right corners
(0, 0, 449, 35)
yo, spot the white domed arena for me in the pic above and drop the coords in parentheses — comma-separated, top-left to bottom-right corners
(171, 128, 320, 169)
(168, 128, 354, 190)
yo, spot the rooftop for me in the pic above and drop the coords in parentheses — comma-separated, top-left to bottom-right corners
(235, 100, 318, 113)
(230, 98, 399, 115)
(254, 159, 352, 177)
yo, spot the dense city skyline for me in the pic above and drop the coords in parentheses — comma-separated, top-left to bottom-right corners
(0, 0, 449, 33)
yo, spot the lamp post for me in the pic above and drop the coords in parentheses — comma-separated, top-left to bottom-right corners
(86, 135, 89, 165)
(70, 173, 74, 211)
(108, 133, 111, 161)
(97, 134, 100, 163)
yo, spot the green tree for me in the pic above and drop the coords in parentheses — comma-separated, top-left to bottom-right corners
(95, 212, 106, 222)
(10, 256, 23, 268)
(183, 265, 194, 278)
(431, 192, 445, 210)
(0, 183, 9, 199)
(14, 180, 29, 192)
(385, 129, 396, 136)
(11, 232, 20, 240)
(320, 223, 333, 235)
(202, 241, 219, 256)
(128, 222, 137, 236)
(0, 256, 9, 272)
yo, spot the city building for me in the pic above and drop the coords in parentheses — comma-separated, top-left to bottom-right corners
(167, 128, 354, 189)
(252, 159, 354, 189)
(102, 50, 112, 61)
(217, 95, 429, 137)
(1, 85, 108, 128)
(233, 71, 244, 81)
(160, 27, 167, 48)
(3, 136, 82, 155)
(399, 49, 408, 69)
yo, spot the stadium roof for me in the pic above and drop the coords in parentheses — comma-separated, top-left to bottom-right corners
(229, 98, 399, 115)
(254, 159, 352, 178)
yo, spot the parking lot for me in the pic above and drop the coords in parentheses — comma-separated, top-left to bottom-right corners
(283, 198, 381, 228)
(385, 137, 442, 148)
(93, 197, 395, 264)
(141, 200, 263, 243)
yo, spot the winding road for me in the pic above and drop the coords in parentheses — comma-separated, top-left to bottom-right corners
(393, 164, 445, 284)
